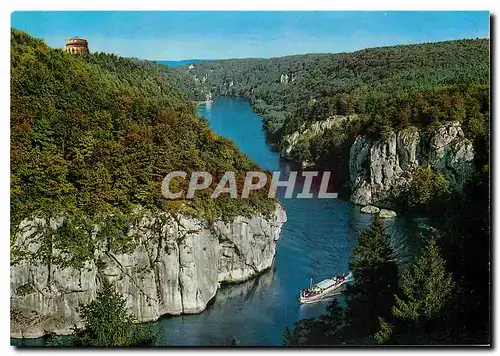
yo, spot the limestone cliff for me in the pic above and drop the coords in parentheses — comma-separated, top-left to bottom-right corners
(349, 121, 475, 206)
(10, 204, 287, 338)
(280, 115, 355, 167)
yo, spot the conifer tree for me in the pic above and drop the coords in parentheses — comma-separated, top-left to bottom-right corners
(392, 237, 454, 338)
(72, 279, 156, 347)
(344, 215, 400, 340)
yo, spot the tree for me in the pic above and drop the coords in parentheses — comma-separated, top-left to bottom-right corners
(282, 300, 345, 346)
(10, 29, 276, 272)
(373, 317, 394, 345)
(393, 237, 454, 322)
(45, 333, 66, 347)
(440, 171, 490, 344)
(282, 326, 297, 346)
(187, 38, 489, 141)
(392, 237, 454, 343)
(283, 217, 400, 346)
(344, 216, 400, 341)
(72, 279, 156, 347)
(405, 167, 451, 211)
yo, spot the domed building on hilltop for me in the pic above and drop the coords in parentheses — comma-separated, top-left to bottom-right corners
(64, 37, 89, 54)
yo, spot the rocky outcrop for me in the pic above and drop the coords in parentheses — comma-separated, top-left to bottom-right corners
(379, 209, 397, 218)
(349, 122, 474, 206)
(279, 73, 296, 84)
(280, 115, 353, 163)
(428, 122, 475, 182)
(10, 204, 287, 339)
(360, 205, 380, 214)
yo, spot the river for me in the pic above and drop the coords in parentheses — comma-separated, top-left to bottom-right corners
(152, 97, 422, 346)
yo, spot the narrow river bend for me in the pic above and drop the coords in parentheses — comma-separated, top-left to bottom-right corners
(153, 97, 421, 346)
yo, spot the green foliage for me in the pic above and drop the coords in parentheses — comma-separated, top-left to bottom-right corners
(45, 334, 67, 347)
(10, 28, 276, 267)
(285, 115, 365, 177)
(282, 326, 295, 346)
(344, 216, 400, 340)
(405, 167, 451, 210)
(393, 238, 454, 323)
(373, 317, 394, 345)
(182, 41, 490, 203)
(51, 214, 96, 268)
(131, 323, 159, 347)
(72, 279, 156, 347)
(438, 169, 490, 344)
(98, 210, 137, 254)
(283, 195, 488, 345)
(282, 300, 345, 346)
(283, 217, 400, 345)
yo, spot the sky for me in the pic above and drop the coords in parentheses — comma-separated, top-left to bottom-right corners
(11, 11, 490, 60)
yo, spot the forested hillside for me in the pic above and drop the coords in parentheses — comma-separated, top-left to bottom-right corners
(10, 29, 274, 263)
(182, 39, 489, 168)
(179, 40, 490, 345)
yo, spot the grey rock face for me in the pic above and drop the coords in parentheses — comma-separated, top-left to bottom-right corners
(379, 209, 397, 218)
(281, 115, 351, 161)
(11, 204, 287, 338)
(349, 122, 474, 206)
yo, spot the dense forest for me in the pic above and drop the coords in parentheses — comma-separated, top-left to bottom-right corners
(181, 39, 489, 170)
(10, 29, 275, 268)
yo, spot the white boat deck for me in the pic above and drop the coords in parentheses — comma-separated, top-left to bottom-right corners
(315, 279, 336, 290)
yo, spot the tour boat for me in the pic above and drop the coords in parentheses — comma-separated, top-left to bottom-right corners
(299, 272, 353, 304)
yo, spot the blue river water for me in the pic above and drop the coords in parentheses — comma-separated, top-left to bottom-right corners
(152, 97, 423, 346)
(12, 97, 423, 347)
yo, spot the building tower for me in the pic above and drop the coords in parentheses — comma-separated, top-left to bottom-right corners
(64, 37, 89, 55)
